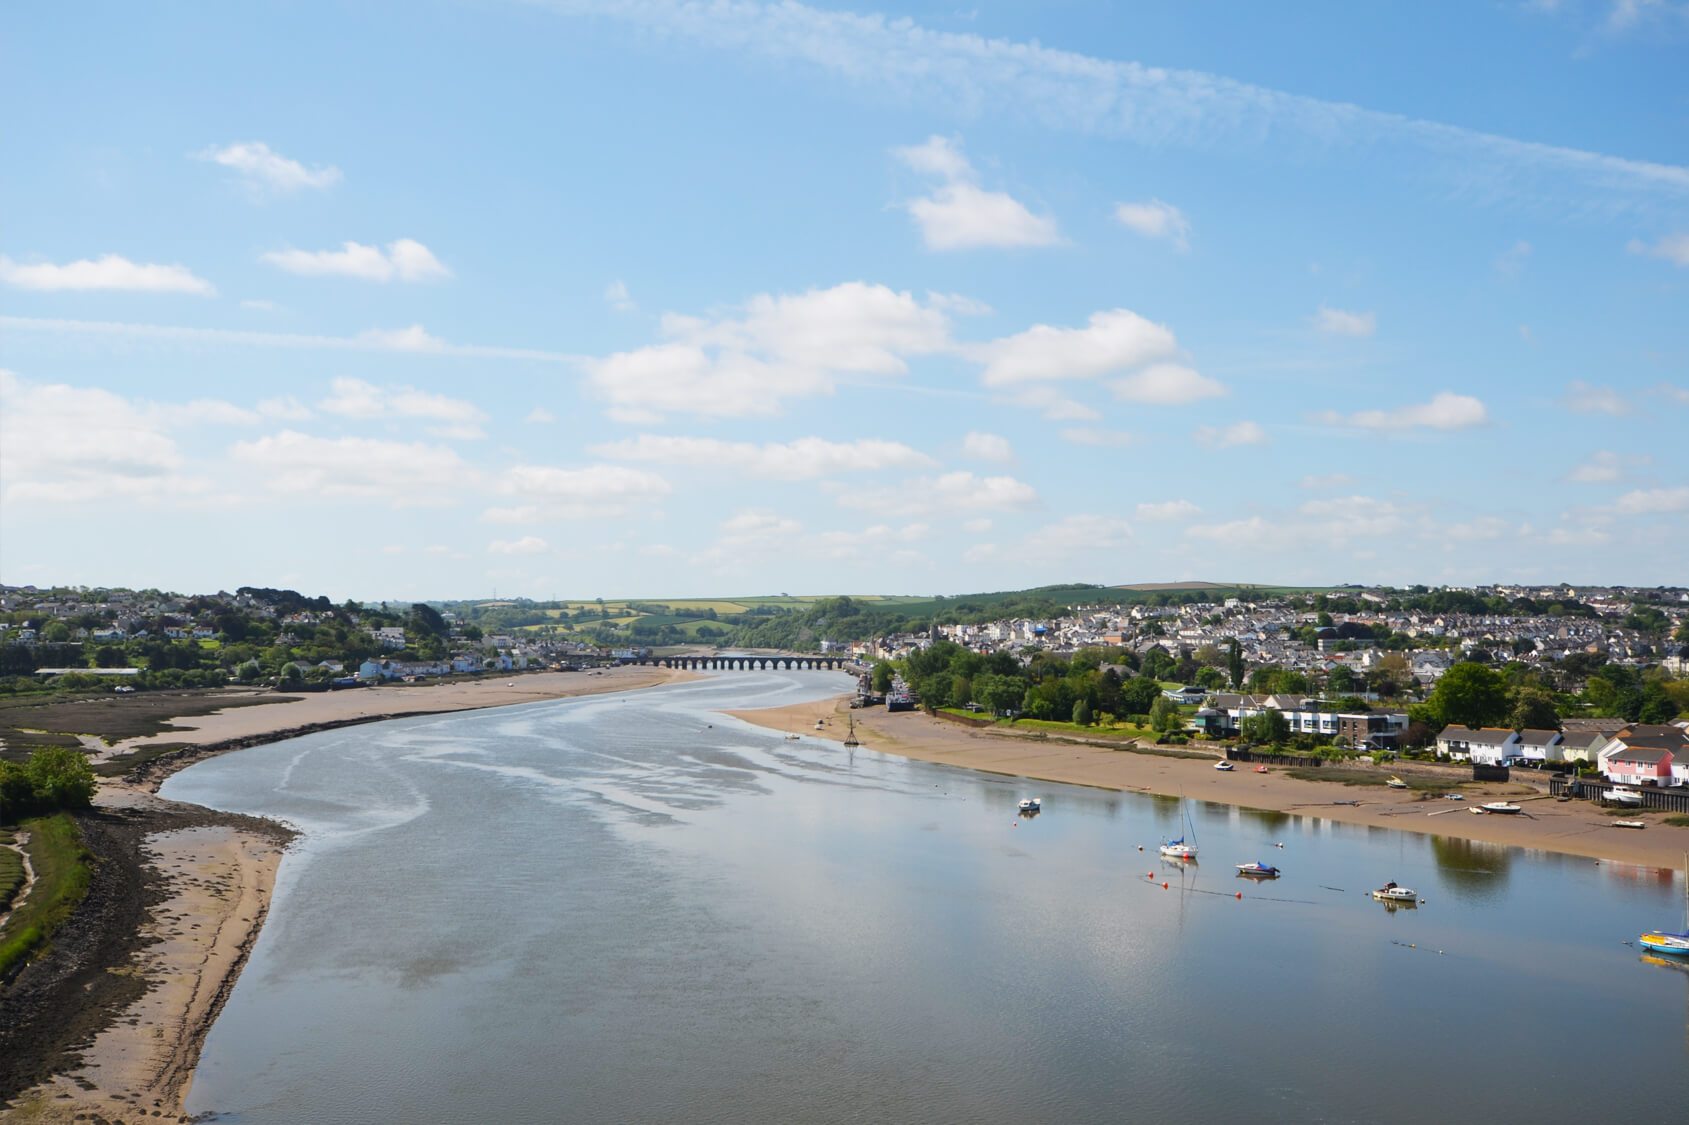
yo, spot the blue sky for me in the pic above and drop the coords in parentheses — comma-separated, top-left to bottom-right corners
(2, 0, 1685, 601)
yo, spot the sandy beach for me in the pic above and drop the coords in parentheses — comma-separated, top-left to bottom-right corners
(0, 666, 697, 1122)
(727, 693, 1689, 870)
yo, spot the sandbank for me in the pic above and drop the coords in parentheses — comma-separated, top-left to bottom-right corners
(727, 693, 1689, 870)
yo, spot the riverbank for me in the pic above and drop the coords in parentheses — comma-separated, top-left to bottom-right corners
(727, 694, 1689, 869)
(0, 666, 697, 1121)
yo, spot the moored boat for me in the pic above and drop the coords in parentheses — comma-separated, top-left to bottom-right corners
(1386, 776, 1408, 790)
(1018, 797, 1042, 814)
(1159, 794, 1198, 859)
(1613, 819, 1646, 829)
(1607, 787, 1644, 807)
(1371, 882, 1418, 903)
(1480, 801, 1523, 814)
(1214, 761, 1234, 771)
(1637, 853, 1689, 957)
(1236, 862, 1280, 878)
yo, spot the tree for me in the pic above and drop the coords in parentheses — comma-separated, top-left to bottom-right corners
(1149, 695, 1182, 733)
(1195, 666, 1227, 691)
(1425, 662, 1509, 729)
(1327, 664, 1357, 694)
(1120, 676, 1162, 717)
(871, 661, 894, 693)
(976, 673, 1025, 717)
(1240, 708, 1289, 745)
(1227, 639, 1245, 689)
(277, 663, 305, 690)
(1072, 699, 1093, 726)
(1509, 690, 1559, 732)
(23, 746, 97, 810)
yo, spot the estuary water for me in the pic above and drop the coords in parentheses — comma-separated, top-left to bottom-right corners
(163, 672, 1689, 1124)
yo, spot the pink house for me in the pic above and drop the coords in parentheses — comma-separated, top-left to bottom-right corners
(1603, 745, 1674, 787)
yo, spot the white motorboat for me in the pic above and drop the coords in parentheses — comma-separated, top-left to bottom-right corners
(1607, 787, 1644, 807)
(1371, 882, 1418, 903)
(1614, 819, 1646, 829)
(1480, 802, 1523, 815)
(1214, 761, 1234, 772)
(1018, 797, 1042, 813)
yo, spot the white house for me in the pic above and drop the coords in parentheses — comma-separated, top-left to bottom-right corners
(1513, 728, 1565, 764)
(373, 627, 407, 650)
(1435, 726, 1520, 764)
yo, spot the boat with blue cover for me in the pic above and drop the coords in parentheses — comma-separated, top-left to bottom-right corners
(1235, 862, 1280, 878)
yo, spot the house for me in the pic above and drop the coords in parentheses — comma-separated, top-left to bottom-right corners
(1602, 744, 1674, 788)
(1513, 728, 1565, 765)
(1558, 729, 1609, 765)
(1337, 711, 1411, 751)
(1598, 725, 1689, 788)
(373, 627, 407, 650)
(1162, 685, 1206, 704)
(1435, 726, 1521, 764)
(358, 658, 399, 681)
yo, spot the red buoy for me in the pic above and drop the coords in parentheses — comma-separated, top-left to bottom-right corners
(1162, 882, 1169, 889)
(1235, 891, 1243, 899)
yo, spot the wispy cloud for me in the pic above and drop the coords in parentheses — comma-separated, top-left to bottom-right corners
(197, 141, 341, 194)
(544, 1, 1689, 209)
(1312, 306, 1376, 337)
(1627, 232, 1689, 266)
(590, 434, 935, 478)
(0, 254, 214, 295)
(1315, 391, 1488, 430)
(1193, 420, 1266, 448)
(1114, 200, 1189, 250)
(261, 239, 451, 282)
(1, 316, 579, 363)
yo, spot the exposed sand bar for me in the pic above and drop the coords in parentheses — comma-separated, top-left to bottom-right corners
(728, 693, 1689, 870)
(108, 665, 698, 760)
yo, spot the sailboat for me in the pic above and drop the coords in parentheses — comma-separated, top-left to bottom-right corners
(842, 714, 859, 748)
(1638, 853, 1689, 958)
(1159, 796, 1198, 860)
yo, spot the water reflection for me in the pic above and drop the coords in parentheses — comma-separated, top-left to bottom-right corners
(1430, 835, 1514, 899)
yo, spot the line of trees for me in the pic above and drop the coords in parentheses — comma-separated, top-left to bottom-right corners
(0, 748, 97, 822)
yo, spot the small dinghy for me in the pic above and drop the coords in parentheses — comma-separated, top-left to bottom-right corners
(1018, 797, 1042, 814)
(1480, 802, 1523, 815)
(1614, 819, 1646, 829)
(1214, 761, 1234, 771)
(1386, 776, 1408, 790)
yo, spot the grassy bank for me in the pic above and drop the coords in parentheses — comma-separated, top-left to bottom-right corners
(0, 814, 92, 979)
(938, 709, 1157, 742)
(0, 827, 23, 910)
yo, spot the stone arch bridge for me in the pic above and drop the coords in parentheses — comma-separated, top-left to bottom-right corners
(635, 654, 853, 672)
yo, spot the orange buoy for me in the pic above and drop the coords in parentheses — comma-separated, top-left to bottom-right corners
(1162, 882, 1169, 889)
(1235, 891, 1243, 899)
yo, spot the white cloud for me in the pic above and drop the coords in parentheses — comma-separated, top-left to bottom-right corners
(0, 254, 214, 295)
(1312, 306, 1377, 337)
(977, 308, 1179, 386)
(961, 431, 1014, 463)
(691, 509, 805, 568)
(319, 377, 488, 438)
(835, 470, 1037, 518)
(895, 136, 1060, 250)
(1, 315, 578, 363)
(1299, 472, 1353, 489)
(1114, 200, 1189, 250)
(1656, 382, 1689, 405)
(1315, 391, 1488, 430)
(1022, 514, 1135, 557)
(198, 141, 341, 194)
(488, 536, 551, 555)
(1614, 485, 1689, 514)
(1135, 499, 1200, 521)
(962, 543, 998, 563)
(963, 517, 993, 533)
(590, 434, 935, 478)
(1112, 363, 1226, 405)
(260, 239, 450, 282)
(525, 407, 557, 424)
(605, 280, 636, 312)
(1060, 427, 1134, 447)
(1186, 516, 1289, 548)
(485, 463, 671, 521)
(926, 291, 993, 316)
(257, 396, 313, 421)
(240, 298, 280, 312)
(587, 282, 950, 418)
(0, 373, 209, 503)
(1563, 379, 1629, 416)
(1627, 232, 1689, 266)
(229, 430, 468, 504)
(1567, 451, 1623, 483)
(1010, 387, 1101, 421)
(1193, 420, 1266, 448)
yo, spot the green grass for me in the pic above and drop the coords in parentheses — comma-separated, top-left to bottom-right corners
(0, 829, 22, 912)
(1666, 815, 1689, 828)
(0, 813, 92, 979)
(1284, 766, 1434, 787)
(939, 710, 1157, 741)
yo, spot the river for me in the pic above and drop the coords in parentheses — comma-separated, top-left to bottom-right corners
(162, 671, 1689, 1123)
